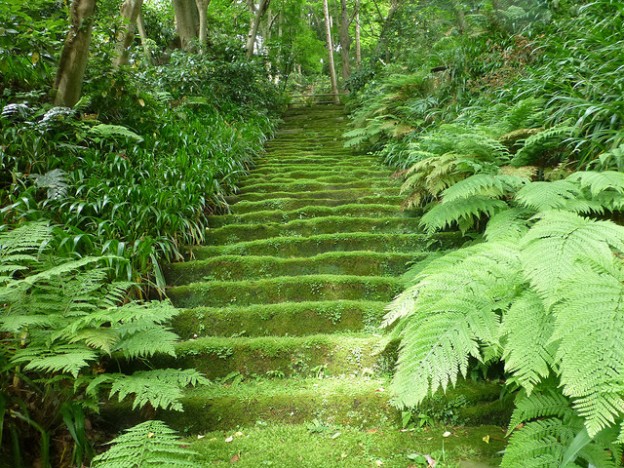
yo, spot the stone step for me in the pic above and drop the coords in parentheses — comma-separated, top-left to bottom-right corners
(190, 232, 454, 259)
(171, 300, 390, 338)
(166, 251, 421, 285)
(209, 205, 407, 227)
(238, 179, 399, 195)
(166, 274, 403, 308)
(243, 168, 391, 183)
(230, 195, 404, 213)
(229, 187, 400, 203)
(152, 334, 385, 379)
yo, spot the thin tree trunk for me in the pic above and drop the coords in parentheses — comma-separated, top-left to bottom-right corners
(323, 0, 340, 104)
(113, 0, 143, 68)
(355, 0, 361, 67)
(53, 0, 97, 107)
(339, 0, 351, 81)
(246, 0, 270, 58)
(195, 0, 211, 53)
(173, 0, 199, 50)
(136, 9, 153, 64)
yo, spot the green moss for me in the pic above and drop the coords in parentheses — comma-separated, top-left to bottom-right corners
(244, 169, 391, 184)
(230, 187, 400, 203)
(209, 205, 408, 227)
(239, 179, 398, 195)
(166, 274, 403, 308)
(231, 195, 404, 214)
(151, 334, 384, 379)
(166, 251, 423, 285)
(251, 163, 386, 176)
(191, 232, 459, 258)
(171, 300, 388, 338)
(189, 423, 506, 467)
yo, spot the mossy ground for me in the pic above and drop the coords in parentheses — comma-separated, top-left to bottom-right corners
(108, 105, 510, 463)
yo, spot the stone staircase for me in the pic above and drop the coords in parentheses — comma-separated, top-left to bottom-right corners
(157, 106, 508, 466)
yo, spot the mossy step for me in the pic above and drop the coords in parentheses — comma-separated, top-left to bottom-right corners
(231, 196, 404, 213)
(167, 275, 403, 308)
(260, 150, 358, 159)
(189, 423, 506, 467)
(191, 232, 451, 259)
(172, 300, 389, 338)
(166, 251, 421, 285)
(152, 334, 384, 379)
(239, 180, 398, 195)
(230, 187, 399, 203)
(252, 159, 377, 170)
(239, 176, 395, 191)
(251, 162, 384, 175)
(209, 205, 406, 227)
(156, 377, 510, 432)
(243, 169, 390, 183)
(204, 217, 421, 245)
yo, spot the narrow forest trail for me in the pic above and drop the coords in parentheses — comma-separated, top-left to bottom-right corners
(161, 106, 509, 466)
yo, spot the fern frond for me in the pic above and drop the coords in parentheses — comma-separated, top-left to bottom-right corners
(91, 420, 197, 467)
(484, 208, 532, 242)
(389, 242, 520, 408)
(442, 173, 529, 202)
(508, 388, 574, 434)
(567, 170, 624, 197)
(420, 196, 508, 233)
(98, 369, 209, 411)
(515, 180, 581, 211)
(501, 290, 554, 394)
(511, 125, 577, 166)
(12, 344, 98, 378)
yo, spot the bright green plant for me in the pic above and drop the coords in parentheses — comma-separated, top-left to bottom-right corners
(0, 223, 208, 466)
(91, 420, 196, 467)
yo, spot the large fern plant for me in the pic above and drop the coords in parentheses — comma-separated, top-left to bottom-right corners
(0, 223, 207, 466)
(386, 206, 624, 465)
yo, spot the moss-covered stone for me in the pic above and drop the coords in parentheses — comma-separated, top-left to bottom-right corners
(166, 274, 403, 308)
(151, 334, 385, 379)
(231, 195, 405, 214)
(191, 232, 459, 258)
(243, 169, 391, 184)
(166, 251, 422, 285)
(239, 179, 398, 195)
(230, 187, 400, 203)
(209, 205, 409, 227)
(171, 300, 388, 338)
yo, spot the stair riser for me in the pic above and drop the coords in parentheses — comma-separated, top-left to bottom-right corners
(239, 180, 399, 194)
(172, 302, 388, 338)
(243, 169, 391, 183)
(166, 252, 418, 285)
(228, 187, 400, 202)
(209, 206, 404, 227)
(167, 277, 403, 308)
(230, 196, 404, 213)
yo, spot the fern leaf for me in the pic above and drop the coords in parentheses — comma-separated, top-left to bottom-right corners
(484, 208, 532, 242)
(508, 388, 574, 435)
(515, 180, 581, 211)
(501, 290, 554, 394)
(567, 170, 624, 197)
(441, 173, 529, 202)
(12, 344, 98, 378)
(91, 420, 197, 467)
(511, 125, 577, 166)
(420, 196, 508, 233)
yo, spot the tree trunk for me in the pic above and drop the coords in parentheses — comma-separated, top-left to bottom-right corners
(173, 0, 199, 50)
(53, 0, 97, 107)
(246, 0, 270, 58)
(323, 0, 340, 104)
(355, 0, 361, 67)
(113, 0, 143, 68)
(339, 0, 351, 81)
(195, 0, 211, 53)
(136, 9, 153, 64)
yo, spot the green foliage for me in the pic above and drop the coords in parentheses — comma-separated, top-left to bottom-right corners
(0, 223, 208, 465)
(91, 420, 197, 467)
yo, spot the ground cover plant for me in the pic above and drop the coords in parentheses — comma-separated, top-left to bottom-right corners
(344, 0, 624, 465)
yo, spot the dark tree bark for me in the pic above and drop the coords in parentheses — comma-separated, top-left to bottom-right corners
(113, 0, 144, 68)
(54, 0, 97, 107)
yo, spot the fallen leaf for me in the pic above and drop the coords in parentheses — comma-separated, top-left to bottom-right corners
(225, 436, 234, 443)
(230, 453, 240, 463)
(482, 435, 490, 444)
(138, 98, 146, 107)
(331, 432, 342, 439)
(31, 52, 40, 65)
(375, 461, 384, 466)
(425, 454, 437, 467)
(235, 431, 244, 437)
(375, 387, 385, 392)
(442, 431, 452, 438)
(197, 434, 205, 439)
(366, 429, 379, 434)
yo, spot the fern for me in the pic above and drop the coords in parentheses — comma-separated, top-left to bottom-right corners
(511, 125, 577, 166)
(441, 173, 529, 202)
(420, 196, 508, 233)
(91, 420, 197, 467)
